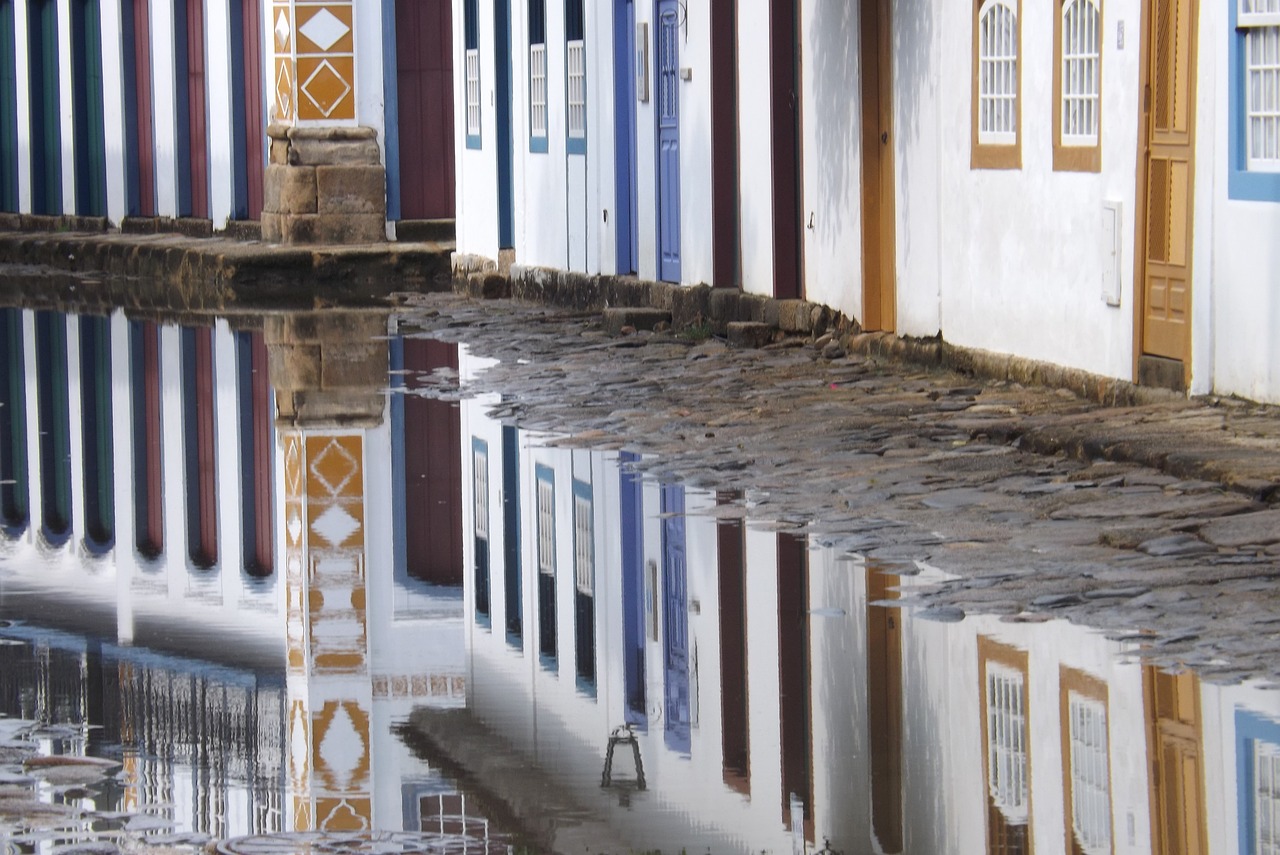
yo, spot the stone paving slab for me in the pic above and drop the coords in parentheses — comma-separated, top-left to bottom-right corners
(395, 292, 1280, 685)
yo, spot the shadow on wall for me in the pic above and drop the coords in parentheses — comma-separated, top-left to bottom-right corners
(893, 0, 939, 265)
(808, 0, 858, 244)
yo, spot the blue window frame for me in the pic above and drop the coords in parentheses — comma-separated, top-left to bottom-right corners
(535, 463, 557, 668)
(564, 0, 585, 154)
(472, 436, 491, 625)
(464, 0, 481, 149)
(1230, 0, 1280, 200)
(1238, 708, 1280, 854)
(572, 478, 595, 695)
(528, 0, 547, 152)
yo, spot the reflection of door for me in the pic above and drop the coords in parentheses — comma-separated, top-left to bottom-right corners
(402, 340, 463, 585)
(620, 453, 646, 725)
(778, 532, 812, 841)
(718, 492, 748, 790)
(655, 0, 681, 282)
(70, 0, 106, 216)
(867, 566, 902, 853)
(661, 483, 689, 753)
(1135, 0, 1197, 387)
(1144, 667, 1207, 855)
(395, 0, 455, 219)
(860, 0, 896, 331)
(613, 0, 638, 274)
(175, 0, 209, 218)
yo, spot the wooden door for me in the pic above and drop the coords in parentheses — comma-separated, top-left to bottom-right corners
(124, 0, 156, 216)
(718, 495, 748, 789)
(770, 0, 802, 300)
(130, 320, 163, 557)
(1, 0, 18, 212)
(231, 0, 264, 219)
(661, 483, 690, 753)
(28, 0, 61, 215)
(1135, 0, 1197, 384)
(182, 326, 217, 567)
(867, 565, 903, 853)
(396, 0, 455, 220)
(79, 316, 114, 549)
(493, 0, 513, 247)
(1144, 667, 1207, 855)
(35, 312, 71, 542)
(655, 0, 681, 282)
(614, 0, 639, 274)
(778, 532, 813, 841)
(176, 0, 209, 218)
(860, 0, 896, 332)
(502, 424, 521, 638)
(71, 0, 107, 216)
(237, 331, 273, 575)
(710, 0, 738, 288)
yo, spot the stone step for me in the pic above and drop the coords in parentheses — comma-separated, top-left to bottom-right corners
(727, 321, 774, 349)
(603, 307, 672, 334)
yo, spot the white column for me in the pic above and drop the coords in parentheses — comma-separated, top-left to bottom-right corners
(206, 0, 234, 225)
(100, 0, 129, 222)
(56, 0, 77, 213)
(14, 0, 33, 211)
(151, 0, 180, 216)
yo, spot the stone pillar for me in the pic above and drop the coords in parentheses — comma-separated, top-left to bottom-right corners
(262, 126, 387, 245)
(265, 310, 389, 426)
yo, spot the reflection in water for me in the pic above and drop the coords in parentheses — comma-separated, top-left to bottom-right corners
(3, 307, 1280, 853)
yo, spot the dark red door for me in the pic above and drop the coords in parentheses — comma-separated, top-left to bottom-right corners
(130, 0, 155, 215)
(240, 0, 264, 218)
(184, 0, 208, 218)
(395, 0, 455, 220)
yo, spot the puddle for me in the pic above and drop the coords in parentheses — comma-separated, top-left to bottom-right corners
(0, 304, 1278, 853)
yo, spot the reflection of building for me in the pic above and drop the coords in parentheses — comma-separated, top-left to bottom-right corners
(0, 306, 472, 841)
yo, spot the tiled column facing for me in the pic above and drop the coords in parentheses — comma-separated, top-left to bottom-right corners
(283, 430, 376, 831)
(264, 0, 385, 244)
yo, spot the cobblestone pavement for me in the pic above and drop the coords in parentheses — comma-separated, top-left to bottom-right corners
(396, 292, 1280, 686)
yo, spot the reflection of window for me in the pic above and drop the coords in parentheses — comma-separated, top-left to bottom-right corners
(565, 0, 585, 153)
(472, 438, 490, 621)
(978, 637, 1030, 855)
(1239, 710, 1280, 855)
(1232, 0, 1280, 198)
(572, 479, 594, 692)
(528, 0, 546, 151)
(536, 464, 557, 664)
(1054, 0, 1102, 171)
(972, 0, 1021, 168)
(464, 0, 481, 148)
(1060, 667, 1112, 855)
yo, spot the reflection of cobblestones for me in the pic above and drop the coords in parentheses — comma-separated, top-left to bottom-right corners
(217, 832, 511, 855)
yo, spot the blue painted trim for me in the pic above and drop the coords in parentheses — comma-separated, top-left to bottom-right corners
(226, 0, 248, 220)
(172, 0, 193, 217)
(530, 134, 548, 153)
(1228, 6, 1280, 202)
(382, 0, 402, 222)
(494, 0, 515, 246)
(389, 338, 409, 587)
(1237, 708, 1280, 854)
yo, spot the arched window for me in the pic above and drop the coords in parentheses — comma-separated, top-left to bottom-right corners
(972, 0, 1021, 168)
(1055, 0, 1102, 171)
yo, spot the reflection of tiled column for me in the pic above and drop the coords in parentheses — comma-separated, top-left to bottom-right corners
(272, 311, 388, 832)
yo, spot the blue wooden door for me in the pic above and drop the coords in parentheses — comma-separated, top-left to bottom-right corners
(493, 0, 514, 247)
(613, 0, 638, 274)
(654, 0, 680, 282)
(0, 0, 19, 212)
(661, 483, 689, 753)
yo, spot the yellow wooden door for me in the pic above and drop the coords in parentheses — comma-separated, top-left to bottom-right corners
(867, 566, 903, 853)
(1144, 667, 1207, 855)
(860, 0, 896, 332)
(1137, 0, 1198, 372)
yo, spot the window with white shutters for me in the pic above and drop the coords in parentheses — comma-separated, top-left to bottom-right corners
(1242, 0, 1280, 171)
(1067, 692, 1111, 855)
(528, 0, 546, 150)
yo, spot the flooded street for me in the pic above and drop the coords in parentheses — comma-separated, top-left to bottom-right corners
(2, 299, 1280, 854)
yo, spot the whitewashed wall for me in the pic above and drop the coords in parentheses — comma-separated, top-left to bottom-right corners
(453, 0, 501, 260)
(736, 0, 774, 298)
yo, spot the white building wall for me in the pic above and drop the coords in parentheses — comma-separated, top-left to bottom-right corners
(800, 0, 864, 321)
(55, 0, 75, 213)
(206, 0, 234, 226)
(736, 0, 774, 297)
(13, 0, 32, 212)
(152, 0, 180, 217)
(100, 0, 129, 223)
(453, 0, 499, 260)
(902, 0, 1142, 379)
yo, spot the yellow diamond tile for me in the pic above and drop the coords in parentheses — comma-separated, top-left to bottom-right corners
(295, 4, 354, 54)
(297, 57, 355, 121)
(306, 435, 363, 498)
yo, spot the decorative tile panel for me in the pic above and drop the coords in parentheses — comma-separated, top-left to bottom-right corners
(272, 0, 295, 121)
(294, 0, 356, 122)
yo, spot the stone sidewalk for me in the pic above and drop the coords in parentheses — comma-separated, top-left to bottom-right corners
(396, 292, 1280, 685)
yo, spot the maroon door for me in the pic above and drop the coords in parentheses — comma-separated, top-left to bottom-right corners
(241, 0, 264, 218)
(403, 339, 462, 584)
(186, 0, 208, 219)
(770, 0, 801, 299)
(131, 0, 155, 215)
(395, 0, 455, 219)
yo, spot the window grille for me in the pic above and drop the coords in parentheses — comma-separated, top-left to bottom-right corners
(1257, 739, 1280, 855)
(986, 661, 1029, 825)
(1067, 692, 1111, 855)
(1242, 0, 1280, 171)
(472, 446, 488, 540)
(573, 487, 592, 595)
(1061, 0, 1100, 145)
(465, 48, 482, 139)
(530, 44, 547, 138)
(567, 40, 586, 139)
(978, 0, 1019, 145)
(537, 474, 554, 576)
